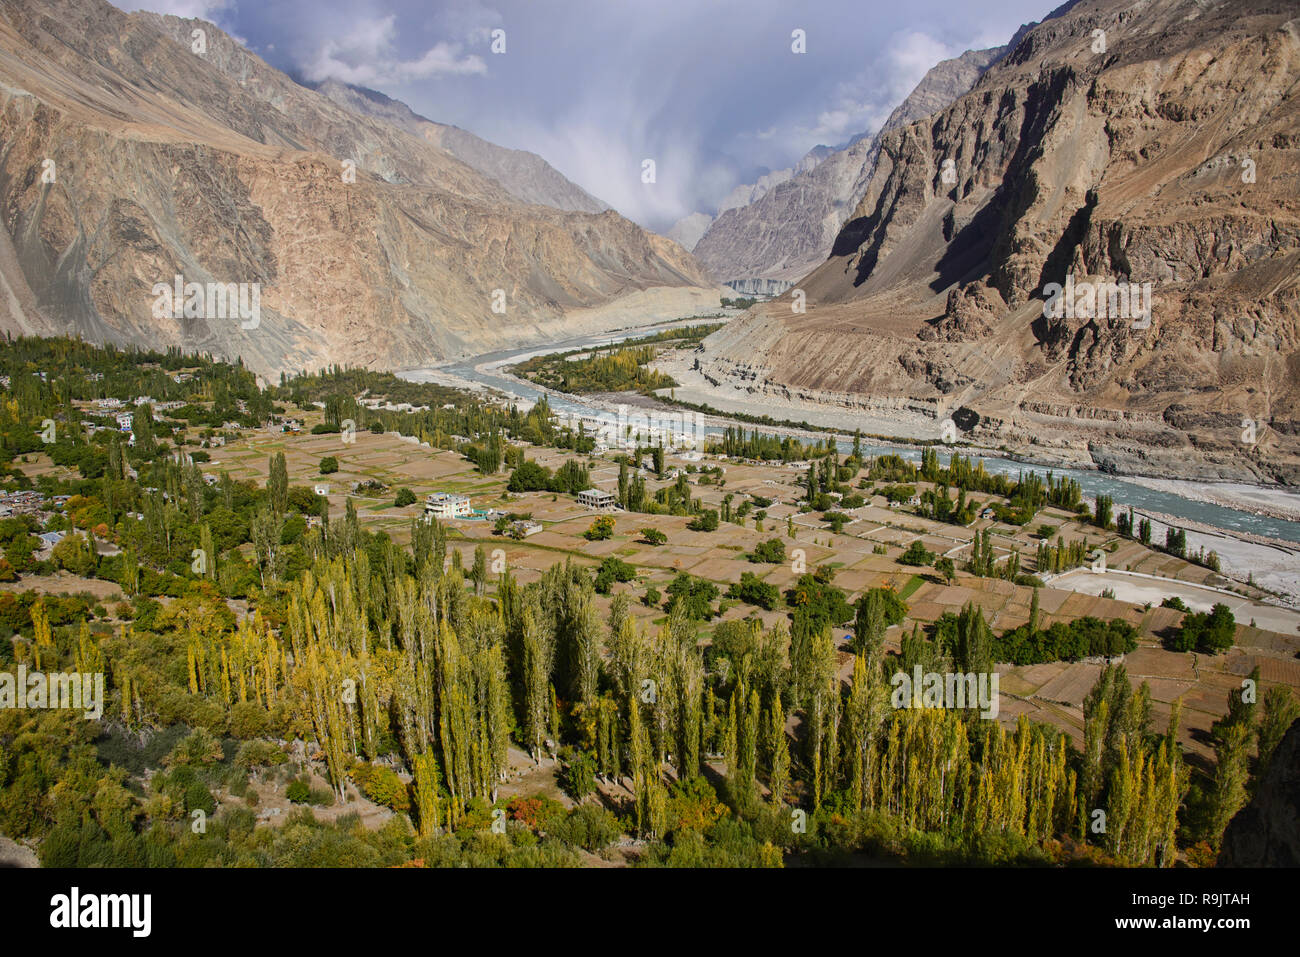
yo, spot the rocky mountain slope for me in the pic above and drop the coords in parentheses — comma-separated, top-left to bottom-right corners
(688, 46, 1007, 290)
(665, 212, 713, 252)
(307, 78, 610, 214)
(0, 0, 715, 378)
(696, 0, 1300, 484)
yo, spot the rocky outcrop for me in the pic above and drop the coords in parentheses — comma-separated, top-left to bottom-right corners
(1219, 717, 1300, 867)
(919, 283, 1004, 342)
(689, 45, 1007, 288)
(698, 0, 1300, 484)
(0, 0, 714, 377)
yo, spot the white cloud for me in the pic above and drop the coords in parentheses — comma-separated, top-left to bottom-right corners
(890, 30, 958, 86)
(171, 0, 1050, 229)
(783, 29, 960, 152)
(300, 15, 486, 85)
(123, 0, 233, 18)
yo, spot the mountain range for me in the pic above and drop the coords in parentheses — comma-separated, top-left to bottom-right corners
(0, 0, 718, 378)
(681, 44, 1012, 290)
(694, 0, 1300, 484)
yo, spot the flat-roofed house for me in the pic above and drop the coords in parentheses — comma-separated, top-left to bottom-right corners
(425, 492, 472, 519)
(577, 488, 617, 511)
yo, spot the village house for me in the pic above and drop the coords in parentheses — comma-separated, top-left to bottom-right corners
(576, 488, 618, 511)
(36, 530, 65, 555)
(425, 492, 472, 519)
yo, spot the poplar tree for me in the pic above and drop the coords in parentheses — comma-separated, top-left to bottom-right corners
(765, 694, 789, 805)
(268, 451, 289, 515)
(519, 606, 554, 762)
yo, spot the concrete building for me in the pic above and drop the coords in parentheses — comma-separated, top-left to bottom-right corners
(425, 492, 472, 519)
(577, 488, 618, 511)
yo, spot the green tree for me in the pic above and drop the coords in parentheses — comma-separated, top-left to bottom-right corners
(898, 540, 934, 566)
(268, 452, 289, 514)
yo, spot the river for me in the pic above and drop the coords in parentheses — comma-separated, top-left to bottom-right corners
(400, 324, 1300, 547)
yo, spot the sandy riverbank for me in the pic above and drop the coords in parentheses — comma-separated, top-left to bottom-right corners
(652, 350, 945, 440)
(1117, 477, 1300, 525)
(1118, 509, 1300, 608)
(1052, 569, 1300, 634)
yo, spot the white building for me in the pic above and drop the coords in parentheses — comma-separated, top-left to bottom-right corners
(425, 492, 472, 519)
(577, 488, 618, 511)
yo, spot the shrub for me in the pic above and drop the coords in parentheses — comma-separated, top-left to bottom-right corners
(558, 749, 597, 802)
(552, 803, 621, 851)
(640, 527, 667, 546)
(898, 540, 934, 567)
(350, 763, 410, 812)
(286, 779, 311, 804)
(594, 556, 636, 594)
(687, 510, 719, 532)
(584, 516, 615, 541)
(727, 572, 780, 610)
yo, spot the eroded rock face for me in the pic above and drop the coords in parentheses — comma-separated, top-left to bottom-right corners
(1219, 717, 1300, 868)
(690, 46, 1006, 288)
(698, 0, 1300, 483)
(0, 0, 714, 377)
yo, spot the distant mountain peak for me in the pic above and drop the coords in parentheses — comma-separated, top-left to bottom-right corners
(690, 40, 1007, 287)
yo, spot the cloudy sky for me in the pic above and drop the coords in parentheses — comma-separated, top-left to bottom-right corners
(118, 0, 1052, 231)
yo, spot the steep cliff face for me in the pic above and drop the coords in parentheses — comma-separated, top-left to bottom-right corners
(0, 0, 714, 377)
(1219, 717, 1300, 867)
(699, 0, 1300, 483)
(689, 45, 1007, 288)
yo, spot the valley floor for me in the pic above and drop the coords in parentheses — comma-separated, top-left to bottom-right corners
(412, 329, 1300, 603)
